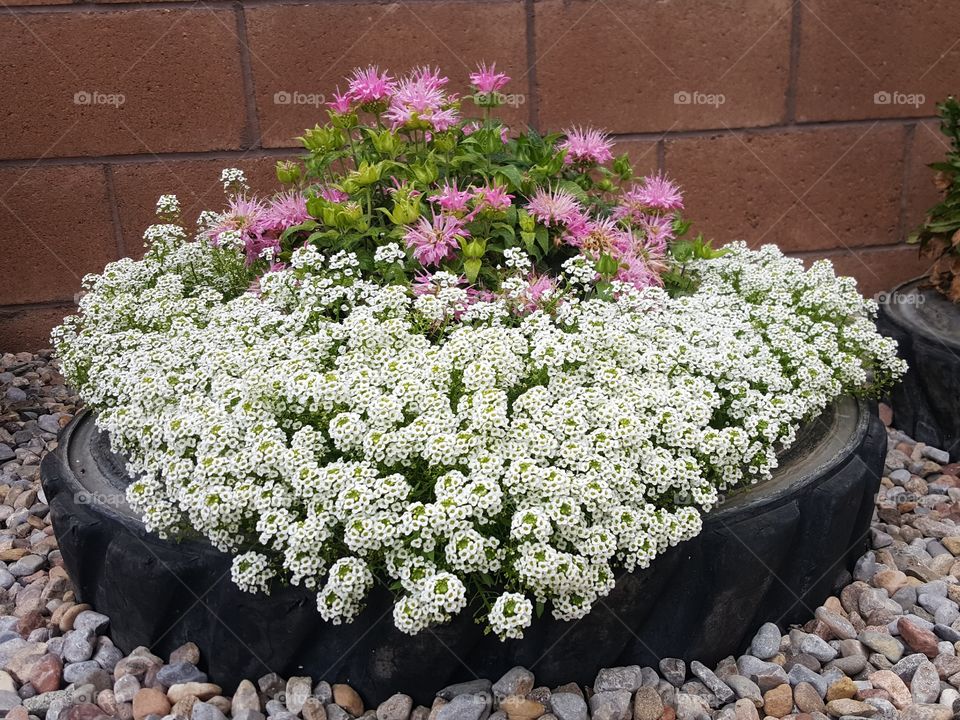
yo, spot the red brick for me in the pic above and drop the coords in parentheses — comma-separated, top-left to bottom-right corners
(802, 245, 934, 299)
(0, 305, 73, 354)
(902, 121, 952, 241)
(795, 0, 960, 122)
(4, 0, 69, 7)
(534, 0, 791, 133)
(613, 139, 661, 179)
(244, 2, 529, 148)
(0, 10, 247, 159)
(111, 155, 290, 257)
(664, 124, 905, 252)
(0, 165, 115, 305)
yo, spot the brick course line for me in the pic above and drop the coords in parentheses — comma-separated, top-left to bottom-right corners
(523, 0, 538, 132)
(896, 122, 918, 246)
(784, 0, 802, 123)
(234, 1, 263, 150)
(0, 0, 493, 11)
(0, 117, 940, 170)
(103, 164, 126, 259)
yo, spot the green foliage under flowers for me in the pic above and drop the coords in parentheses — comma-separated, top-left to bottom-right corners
(910, 96, 960, 300)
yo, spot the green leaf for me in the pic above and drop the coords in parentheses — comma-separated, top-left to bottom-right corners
(494, 164, 524, 191)
(464, 258, 482, 283)
(535, 226, 550, 255)
(612, 152, 633, 181)
(521, 230, 538, 257)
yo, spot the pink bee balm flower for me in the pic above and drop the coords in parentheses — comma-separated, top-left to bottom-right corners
(633, 174, 684, 211)
(521, 273, 556, 311)
(319, 186, 349, 203)
(616, 253, 661, 289)
(347, 65, 395, 105)
(525, 187, 583, 227)
(639, 213, 675, 252)
(263, 192, 310, 232)
(429, 182, 472, 213)
(559, 126, 614, 165)
(207, 197, 269, 245)
(471, 184, 514, 212)
(245, 233, 281, 265)
(404, 213, 470, 267)
(410, 65, 449, 91)
(611, 190, 649, 226)
(428, 107, 460, 132)
(385, 67, 458, 131)
(470, 62, 510, 94)
(327, 88, 353, 114)
(571, 217, 632, 257)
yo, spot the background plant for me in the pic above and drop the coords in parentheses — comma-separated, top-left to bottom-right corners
(910, 96, 960, 301)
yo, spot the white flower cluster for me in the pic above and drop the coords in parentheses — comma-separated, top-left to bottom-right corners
(53, 230, 904, 640)
(219, 168, 248, 193)
(374, 242, 406, 264)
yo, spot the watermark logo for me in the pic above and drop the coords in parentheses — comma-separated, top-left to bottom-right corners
(874, 290, 925, 307)
(74, 491, 127, 508)
(873, 90, 925, 108)
(673, 90, 726, 108)
(471, 91, 526, 108)
(74, 90, 125, 107)
(274, 90, 326, 108)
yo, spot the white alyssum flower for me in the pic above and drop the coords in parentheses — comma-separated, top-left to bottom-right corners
(53, 236, 905, 639)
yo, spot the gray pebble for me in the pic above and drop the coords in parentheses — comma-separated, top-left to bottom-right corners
(0, 689, 21, 712)
(749, 624, 781, 660)
(435, 694, 490, 720)
(156, 662, 207, 687)
(588, 691, 631, 720)
(62, 629, 96, 663)
(689, 661, 734, 705)
(437, 680, 492, 701)
(377, 694, 413, 720)
(549, 693, 587, 720)
(192, 702, 228, 720)
(595, 666, 643, 693)
(8, 555, 44, 577)
(492, 667, 533, 701)
(923, 446, 950, 464)
(659, 658, 686, 687)
(800, 634, 839, 662)
(787, 664, 828, 698)
(724, 674, 761, 706)
(73, 611, 110, 635)
(912, 660, 941, 704)
(675, 692, 711, 720)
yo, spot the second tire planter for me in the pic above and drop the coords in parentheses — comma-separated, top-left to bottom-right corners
(41, 398, 885, 705)
(878, 276, 960, 462)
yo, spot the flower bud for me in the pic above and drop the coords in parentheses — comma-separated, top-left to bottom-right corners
(595, 253, 620, 278)
(275, 160, 301, 185)
(411, 161, 439, 185)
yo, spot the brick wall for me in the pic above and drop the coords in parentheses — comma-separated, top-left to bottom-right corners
(1, 0, 956, 351)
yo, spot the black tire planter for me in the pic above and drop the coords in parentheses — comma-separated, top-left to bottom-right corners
(878, 276, 960, 462)
(41, 399, 885, 706)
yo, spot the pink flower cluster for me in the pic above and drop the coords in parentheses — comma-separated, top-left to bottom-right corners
(469, 62, 510, 95)
(404, 182, 514, 266)
(404, 214, 470, 267)
(524, 173, 684, 288)
(207, 192, 310, 265)
(328, 62, 515, 134)
(559, 127, 614, 165)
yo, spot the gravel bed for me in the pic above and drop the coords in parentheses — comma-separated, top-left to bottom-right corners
(2, 350, 960, 720)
